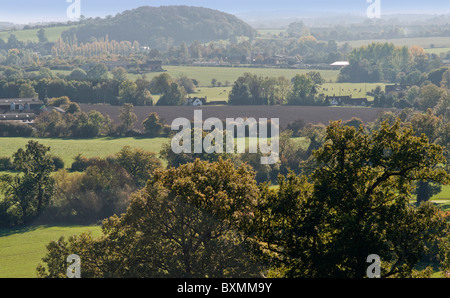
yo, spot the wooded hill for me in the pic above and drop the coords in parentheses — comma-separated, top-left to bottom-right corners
(61, 6, 256, 48)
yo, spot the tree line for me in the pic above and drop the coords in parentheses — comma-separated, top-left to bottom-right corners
(0, 70, 189, 106)
(338, 43, 441, 83)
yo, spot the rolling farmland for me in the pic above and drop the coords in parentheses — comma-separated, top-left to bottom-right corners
(1, 13, 449, 279)
(80, 104, 398, 131)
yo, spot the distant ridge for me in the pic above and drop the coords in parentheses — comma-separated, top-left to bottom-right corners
(61, 6, 256, 48)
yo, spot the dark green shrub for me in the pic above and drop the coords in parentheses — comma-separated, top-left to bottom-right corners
(0, 156, 13, 171)
(70, 154, 89, 172)
(0, 122, 34, 137)
(50, 155, 65, 171)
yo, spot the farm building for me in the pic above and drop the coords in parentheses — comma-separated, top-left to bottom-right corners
(41, 106, 66, 113)
(385, 84, 409, 94)
(206, 101, 228, 106)
(184, 97, 207, 106)
(330, 61, 350, 67)
(0, 113, 36, 123)
(0, 97, 44, 123)
(0, 98, 44, 112)
(328, 96, 369, 106)
(251, 53, 301, 66)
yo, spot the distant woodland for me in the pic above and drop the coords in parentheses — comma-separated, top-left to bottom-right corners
(61, 6, 256, 48)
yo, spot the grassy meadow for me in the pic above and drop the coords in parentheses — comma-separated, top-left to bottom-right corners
(0, 137, 169, 168)
(0, 26, 75, 43)
(0, 136, 311, 168)
(432, 185, 450, 200)
(0, 225, 102, 278)
(425, 47, 450, 55)
(340, 36, 450, 49)
(137, 65, 341, 87)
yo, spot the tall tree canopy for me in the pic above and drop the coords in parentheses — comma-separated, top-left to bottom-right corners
(252, 120, 449, 278)
(0, 141, 55, 226)
(37, 158, 263, 278)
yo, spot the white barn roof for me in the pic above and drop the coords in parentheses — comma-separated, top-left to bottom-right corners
(330, 61, 350, 66)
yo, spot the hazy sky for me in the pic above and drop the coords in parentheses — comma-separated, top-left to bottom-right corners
(1, 0, 450, 24)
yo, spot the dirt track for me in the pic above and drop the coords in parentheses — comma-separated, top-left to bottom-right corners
(80, 104, 399, 130)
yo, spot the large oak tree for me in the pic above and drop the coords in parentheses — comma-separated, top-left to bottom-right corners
(252, 120, 449, 278)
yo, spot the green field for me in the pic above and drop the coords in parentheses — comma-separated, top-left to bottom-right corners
(341, 36, 450, 49)
(45, 66, 342, 102)
(156, 67, 382, 102)
(60, 65, 344, 102)
(257, 29, 286, 35)
(139, 66, 341, 87)
(0, 225, 102, 278)
(194, 86, 232, 102)
(425, 47, 450, 55)
(0, 137, 169, 168)
(44, 66, 383, 103)
(432, 185, 450, 200)
(0, 26, 75, 43)
(132, 65, 348, 102)
(256, 29, 287, 39)
(47, 66, 339, 86)
(46, 66, 381, 102)
(321, 82, 384, 101)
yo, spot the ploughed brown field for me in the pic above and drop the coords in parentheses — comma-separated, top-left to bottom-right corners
(80, 104, 398, 130)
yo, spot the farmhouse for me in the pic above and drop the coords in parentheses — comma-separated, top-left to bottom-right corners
(206, 101, 228, 106)
(343, 97, 369, 106)
(385, 84, 409, 94)
(328, 96, 369, 106)
(184, 97, 207, 106)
